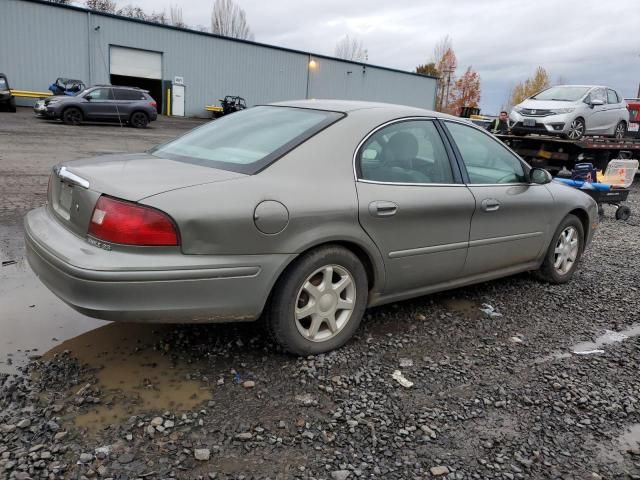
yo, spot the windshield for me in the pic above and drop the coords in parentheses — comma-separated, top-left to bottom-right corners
(150, 106, 344, 174)
(0, 77, 7, 90)
(531, 86, 591, 102)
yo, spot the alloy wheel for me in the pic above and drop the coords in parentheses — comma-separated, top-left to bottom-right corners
(554, 226, 579, 275)
(131, 112, 148, 128)
(567, 119, 585, 140)
(294, 264, 356, 342)
(614, 122, 626, 139)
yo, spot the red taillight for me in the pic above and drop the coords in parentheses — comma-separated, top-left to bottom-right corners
(149, 101, 157, 110)
(88, 196, 179, 246)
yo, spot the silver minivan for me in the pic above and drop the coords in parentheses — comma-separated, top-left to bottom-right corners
(510, 85, 629, 140)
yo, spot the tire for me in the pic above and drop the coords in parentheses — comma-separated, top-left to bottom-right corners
(8, 98, 16, 113)
(535, 214, 584, 284)
(266, 246, 368, 355)
(129, 111, 149, 128)
(613, 121, 627, 140)
(564, 118, 585, 140)
(615, 205, 631, 221)
(62, 107, 83, 125)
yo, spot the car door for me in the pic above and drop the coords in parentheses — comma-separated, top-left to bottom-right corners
(606, 89, 623, 133)
(442, 120, 553, 277)
(112, 88, 144, 121)
(355, 118, 475, 294)
(583, 87, 608, 134)
(84, 87, 117, 120)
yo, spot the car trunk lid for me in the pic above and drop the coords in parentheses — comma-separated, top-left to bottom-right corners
(48, 153, 246, 237)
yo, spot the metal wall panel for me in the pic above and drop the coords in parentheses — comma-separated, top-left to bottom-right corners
(1, 0, 90, 104)
(2, 0, 437, 116)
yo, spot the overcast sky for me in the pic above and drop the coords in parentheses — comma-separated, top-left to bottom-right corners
(109, 0, 638, 113)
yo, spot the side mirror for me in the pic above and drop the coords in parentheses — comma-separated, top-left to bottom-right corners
(529, 167, 552, 185)
(590, 99, 605, 107)
(84, 95, 92, 101)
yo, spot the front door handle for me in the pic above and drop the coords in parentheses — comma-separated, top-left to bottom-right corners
(369, 201, 398, 217)
(481, 198, 501, 212)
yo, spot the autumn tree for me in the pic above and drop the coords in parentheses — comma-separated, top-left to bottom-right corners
(85, 0, 116, 13)
(447, 66, 481, 115)
(415, 63, 439, 77)
(335, 35, 368, 62)
(211, 0, 254, 40)
(509, 66, 551, 107)
(425, 35, 457, 112)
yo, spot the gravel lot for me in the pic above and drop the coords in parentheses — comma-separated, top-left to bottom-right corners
(1, 108, 640, 479)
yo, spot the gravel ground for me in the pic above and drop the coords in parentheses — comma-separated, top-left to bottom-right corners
(1, 109, 640, 479)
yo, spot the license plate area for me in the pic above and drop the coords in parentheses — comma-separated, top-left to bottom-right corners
(56, 182, 73, 220)
(523, 118, 536, 127)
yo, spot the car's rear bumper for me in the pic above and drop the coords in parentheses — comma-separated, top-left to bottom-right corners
(24, 206, 294, 323)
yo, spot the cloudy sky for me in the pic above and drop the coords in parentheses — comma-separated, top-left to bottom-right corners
(108, 0, 637, 113)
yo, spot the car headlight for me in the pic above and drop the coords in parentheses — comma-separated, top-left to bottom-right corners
(513, 106, 524, 113)
(550, 108, 575, 114)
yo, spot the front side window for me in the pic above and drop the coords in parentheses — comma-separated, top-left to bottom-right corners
(357, 120, 454, 184)
(87, 88, 114, 100)
(151, 106, 343, 174)
(607, 89, 619, 104)
(445, 122, 526, 184)
(590, 88, 606, 104)
(0, 77, 8, 90)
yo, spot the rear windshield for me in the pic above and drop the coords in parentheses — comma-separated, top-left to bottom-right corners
(150, 106, 343, 174)
(531, 86, 591, 102)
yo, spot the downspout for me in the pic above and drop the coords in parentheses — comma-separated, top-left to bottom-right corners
(87, 12, 92, 86)
(305, 54, 310, 99)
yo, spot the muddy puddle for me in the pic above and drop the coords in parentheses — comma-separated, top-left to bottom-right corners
(45, 323, 212, 432)
(442, 298, 483, 319)
(0, 258, 106, 374)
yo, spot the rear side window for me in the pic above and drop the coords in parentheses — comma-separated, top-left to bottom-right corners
(87, 88, 114, 100)
(357, 120, 454, 184)
(150, 106, 343, 174)
(113, 89, 146, 100)
(445, 121, 526, 184)
(607, 89, 619, 104)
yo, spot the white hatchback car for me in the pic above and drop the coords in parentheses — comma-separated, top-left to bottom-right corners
(510, 85, 629, 140)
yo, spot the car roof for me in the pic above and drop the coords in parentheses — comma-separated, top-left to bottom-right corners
(268, 99, 449, 118)
(552, 84, 611, 89)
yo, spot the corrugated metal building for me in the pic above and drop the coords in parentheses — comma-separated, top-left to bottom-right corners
(1, 0, 437, 117)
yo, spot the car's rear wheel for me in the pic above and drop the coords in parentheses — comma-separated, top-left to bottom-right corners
(614, 121, 627, 140)
(62, 107, 83, 125)
(564, 118, 585, 140)
(535, 214, 584, 284)
(267, 246, 368, 355)
(129, 111, 149, 128)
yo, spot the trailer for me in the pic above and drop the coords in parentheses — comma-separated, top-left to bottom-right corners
(496, 134, 640, 174)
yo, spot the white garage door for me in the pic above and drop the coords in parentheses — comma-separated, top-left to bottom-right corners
(110, 46, 162, 79)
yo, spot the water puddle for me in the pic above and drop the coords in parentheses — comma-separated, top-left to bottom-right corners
(0, 258, 106, 374)
(618, 424, 640, 453)
(442, 298, 483, 320)
(43, 323, 212, 432)
(572, 325, 640, 355)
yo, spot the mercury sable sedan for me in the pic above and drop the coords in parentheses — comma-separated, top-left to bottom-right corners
(25, 100, 598, 355)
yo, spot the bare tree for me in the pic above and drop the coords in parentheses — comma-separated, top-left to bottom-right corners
(170, 5, 186, 28)
(210, 0, 254, 40)
(85, 0, 116, 13)
(116, 5, 147, 20)
(334, 35, 368, 62)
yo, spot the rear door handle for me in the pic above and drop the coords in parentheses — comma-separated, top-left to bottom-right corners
(369, 201, 398, 217)
(481, 198, 501, 212)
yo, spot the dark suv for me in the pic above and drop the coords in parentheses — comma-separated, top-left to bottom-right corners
(35, 85, 158, 128)
(0, 73, 16, 112)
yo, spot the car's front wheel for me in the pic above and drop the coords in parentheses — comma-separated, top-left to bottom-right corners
(535, 214, 584, 284)
(267, 246, 368, 355)
(564, 118, 585, 140)
(62, 107, 83, 125)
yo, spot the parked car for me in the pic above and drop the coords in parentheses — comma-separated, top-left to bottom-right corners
(0, 73, 16, 112)
(25, 100, 598, 355)
(510, 85, 629, 140)
(35, 85, 157, 128)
